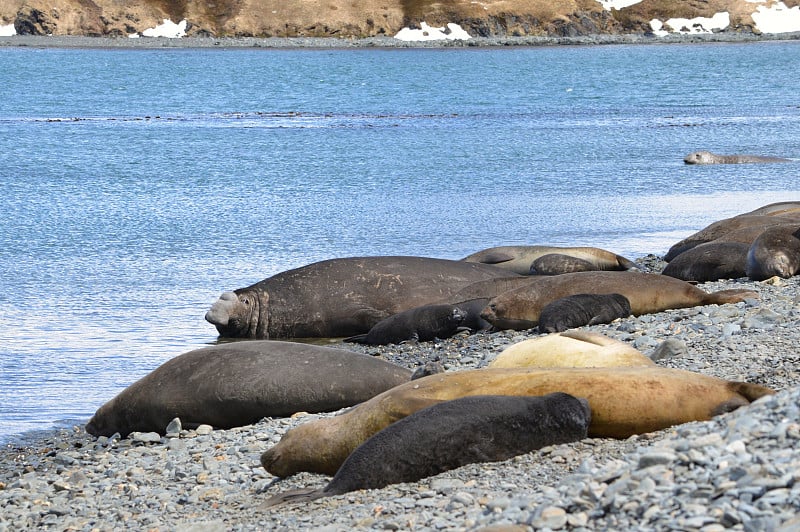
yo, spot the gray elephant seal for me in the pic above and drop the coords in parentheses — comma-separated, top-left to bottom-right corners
(85, 341, 413, 438)
(745, 224, 800, 281)
(538, 293, 631, 333)
(343, 304, 468, 345)
(530, 254, 598, 275)
(662, 241, 751, 282)
(261, 393, 590, 507)
(462, 245, 636, 275)
(684, 151, 791, 164)
(205, 256, 518, 339)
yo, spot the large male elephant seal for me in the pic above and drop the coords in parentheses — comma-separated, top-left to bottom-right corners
(85, 341, 413, 438)
(662, 241, 751, 282)
(683, 151, 791, 164)
(343, 304, 468, 345)
(537, 293, 631, 332)
(461, 245, 636, 275)
(205, 256, 518, 339)
(262, 393, 590, 507)
(480, 271, 758, 331)
(745, 225, 800, 281)
(261, 366, 773, 477)
(488, 330, 653, 369)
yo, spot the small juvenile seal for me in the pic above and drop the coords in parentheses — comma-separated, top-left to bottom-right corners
(462, 245, 636, 275)
(261, 393, 590, 507)
(85, 341, 413, 438)
(343, 304, 468, 345)
(537, 293, 631, 332)
(488, 330, 653, 369)
(745, 224, 800, 281)
(261, 366, 774, 477)
(662, 241, 751, 282)
(684, 151, 791, 164)
(529, 254, 598, 275)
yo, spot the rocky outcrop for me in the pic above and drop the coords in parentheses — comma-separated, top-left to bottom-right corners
(1, 0, 798, 38)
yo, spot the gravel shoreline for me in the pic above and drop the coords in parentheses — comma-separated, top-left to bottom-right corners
(2, 255, 799, 530)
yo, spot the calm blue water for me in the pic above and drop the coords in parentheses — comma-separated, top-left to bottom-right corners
(2, 41, 799, 443)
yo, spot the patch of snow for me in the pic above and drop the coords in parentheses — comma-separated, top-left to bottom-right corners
(596, 0, 644, 11)
(0, 23, 16, 37)
(752, 1, 800, 33)
(650, 12, 730, 36)
(133, 19, 188, 38)
(394, 22, 471, 41)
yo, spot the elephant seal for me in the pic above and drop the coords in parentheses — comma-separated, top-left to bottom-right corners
(537, 293, 631, 332)
(488, 330, 653, 369)
(85, 341, 413, 438)
(261, 393, 590, 507)
(529, 254, 598, 275)
(743, 201, 800, 217)
(662, 241, 751, 282)
(745, 225, 800, 281)
(683, 151, 791, 164)
(453, 298, 493, 331)
(205, 256, 518, 339)
(343, 304, 468, 345)
(261, 366, 773, 477)
(462, 245, 636, 275)
(480, 271, 758, 331)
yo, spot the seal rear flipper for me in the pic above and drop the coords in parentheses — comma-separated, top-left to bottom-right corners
(259, 487, 327, 509)
(728, 381, 776, 402)
(705, 288, 759, 304)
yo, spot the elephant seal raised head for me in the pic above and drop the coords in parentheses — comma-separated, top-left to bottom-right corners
(261, 393, 590, 507)
(261, 366, 774, 477)
(343, 304, 468, 345)
(662, 241, 751, 282)
(537, 293, 631, 332)
(745, 225, 800, 281)
(85, 341, 413, 438)
(480, 271, 758, 331)
(684, 151, 791, 164)
(462, 245, 636, 275)
(205, 256, 518, 339)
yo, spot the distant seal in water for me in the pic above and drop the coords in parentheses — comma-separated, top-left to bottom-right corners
(462, 245, 636, 275)
(529, 254, 598, 275)
(343, 304, 468, 345)
(683, 151, 791, 165)
(84, 341, 413, 438)
(261, 393, 591, 507)
(205, 256, 518, 339)
(261, 366, 774, 477)
(662, 241, 751, 282)
(479, 271, 758, 331)
(488, 330, 653, 369)
(745, 224, 800, 281)
(537, 293, 631, 332)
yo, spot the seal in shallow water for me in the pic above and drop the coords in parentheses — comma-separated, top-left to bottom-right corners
(683, 151, 791, 164)
(343, 304, 468, 345)
(261, 393, 591, 507)
(260, 365, 774, 477)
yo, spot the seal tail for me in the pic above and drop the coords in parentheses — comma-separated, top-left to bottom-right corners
(260, 488, 327, 509)
(343, 334, 369, 344)
(704, 289, 759, 305)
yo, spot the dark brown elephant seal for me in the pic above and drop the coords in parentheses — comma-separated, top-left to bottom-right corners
(684, 151, 791, 164)
(261, 366, 774, 477)
(205, 256, 518, 339)
(343, 304, 468, 345)
(261, 393, 590, 507)
(529, 254, 598, 275)
(537, 293, 631, 333)
(84, 341, 413, 438)
(480, 271, 758, 331)
(662, 241, 751, 282)
(745, 225, 800, 281)
(461, 245, 636, 275)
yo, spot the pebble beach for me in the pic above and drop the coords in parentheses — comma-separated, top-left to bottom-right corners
(2, 255, 799, 531)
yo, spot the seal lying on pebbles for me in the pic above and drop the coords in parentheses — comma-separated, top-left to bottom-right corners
(537, 293, 631, 332)
(661, 241, 751, 282)
(261, 393, 591, 507)
(488, 330, 653, 369)
(479, 271, 757, 331)
(344, 304, 468, 345)
(85, 341, 413, 438)
(461, 245, 636, 275)
(745, 224, 800, 281)
(205, 256, 517, 339)
(683, 150, 792, 164)
(261, 366, 774, 477)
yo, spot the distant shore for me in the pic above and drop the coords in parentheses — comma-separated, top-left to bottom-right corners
(3, 31, 800, 49)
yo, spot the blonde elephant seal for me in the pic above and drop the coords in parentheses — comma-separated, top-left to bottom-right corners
(488, 330, 654, 369)
(461, 245, 636, 275)
(260, 366, 773, 477)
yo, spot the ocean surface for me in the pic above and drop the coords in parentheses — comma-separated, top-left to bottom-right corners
(1, 41, 799, 444)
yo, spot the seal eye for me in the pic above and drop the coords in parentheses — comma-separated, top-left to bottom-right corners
(240, 296, 250, 306)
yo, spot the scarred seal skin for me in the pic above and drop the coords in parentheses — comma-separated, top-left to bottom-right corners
(461, 245, 636, 275)
(260, 366, 774, 478)
(343, 304, 467, 345)
(261, 393, 590, 507)
(205, 256, 519, 339)
(683, 151, 791, 164)
(745, 225, 800, 281)
(85, 341, 413, 438)
(537, 293, 631, 332)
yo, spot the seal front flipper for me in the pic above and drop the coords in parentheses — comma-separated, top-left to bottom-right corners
(260, 487, 326, 509)
(470, 251, 515, 264)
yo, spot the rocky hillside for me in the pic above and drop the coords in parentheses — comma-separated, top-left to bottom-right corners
(1, 0, 798, 38)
